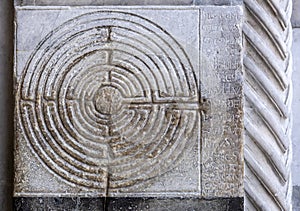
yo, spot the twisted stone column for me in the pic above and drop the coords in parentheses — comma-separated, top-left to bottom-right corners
(243, 0, 293, 210)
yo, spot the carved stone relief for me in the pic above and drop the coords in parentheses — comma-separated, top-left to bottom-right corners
(14, 6, 243, 198)
(243, 0, 293, 210)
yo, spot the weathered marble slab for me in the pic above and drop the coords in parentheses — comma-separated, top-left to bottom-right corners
(14, 5, 243, 198)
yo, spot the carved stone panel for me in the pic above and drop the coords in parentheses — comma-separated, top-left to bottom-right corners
(14, 6, 243, 198)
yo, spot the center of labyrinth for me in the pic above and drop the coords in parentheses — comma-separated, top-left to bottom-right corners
(94, 86, 123, 115)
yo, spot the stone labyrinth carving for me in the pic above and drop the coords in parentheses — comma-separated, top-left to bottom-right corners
(17, 11, 200, 191)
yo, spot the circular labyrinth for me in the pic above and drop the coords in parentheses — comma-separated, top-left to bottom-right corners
(17, 11, 199, 191)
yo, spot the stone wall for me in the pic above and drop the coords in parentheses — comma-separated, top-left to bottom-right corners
(0, 0, 298, 210)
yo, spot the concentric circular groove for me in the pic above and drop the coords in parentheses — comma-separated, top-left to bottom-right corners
(17, 11, 199, 191)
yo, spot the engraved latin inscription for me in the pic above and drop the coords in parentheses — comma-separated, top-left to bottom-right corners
(200, 7, 243, 197)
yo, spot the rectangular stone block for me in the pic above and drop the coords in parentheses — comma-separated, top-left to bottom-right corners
(14, 5, 243, 198)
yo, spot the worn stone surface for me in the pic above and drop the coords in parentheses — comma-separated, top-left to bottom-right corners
(14, 6, 243, 199)
(15, 0, 194, 6)
(15, 0, 242, 6)
(293, 186, 300, 211)
(292, 0, 300, 27)
(14, 197, 243, 211)
(194, 0, 242, 5)
(200, 7, 243, 198)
